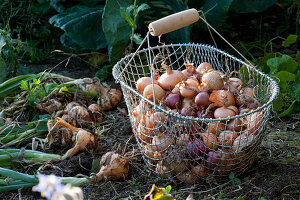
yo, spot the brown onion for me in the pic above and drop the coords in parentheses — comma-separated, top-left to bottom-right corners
(246, 112, 263, 135)
(207, 122, 225, 136)
(227, 118, 244, 132)
(218, 130, 238, 147)
(232, 133, 255, 152)
(200, 71, 224, 91)
(235, 87, 256, 107)
(88, 104, 103, 123)
(196, 62, 213, 76)
(156, 161, 172, 179)
(192, 165, 208, 181)
(95, 152, 129, 182)
(182, 63, 196, 78)
(178, 78, 199, 99)
(225, 78, 243, 94)
(209, 90, 235, 107)
(158, 62, 185, 90)
(143, 84, 165, 103)
(214, 106, 236, 119)
(177, 171, 197, 184)
(201, 132, 218, 150)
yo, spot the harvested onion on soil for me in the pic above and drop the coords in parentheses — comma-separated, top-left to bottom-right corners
(95, 151, 129, 182)
(55, 116, 98, 159)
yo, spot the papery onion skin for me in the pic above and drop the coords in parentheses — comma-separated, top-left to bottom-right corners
(185, 139, 206, 159)
(201, 132, 218, 150)
(192, 165, 208, 181)
(176, 171, 198, 184)
(226, 78, 243, 94)
(182, 63, 196, 79)
(217, 130, 238, 147)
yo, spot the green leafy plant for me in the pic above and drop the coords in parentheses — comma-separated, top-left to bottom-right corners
(229, 172, 241, 186)
(258, 34, 300, 117)
(120, 0, 150, 50)
(0, 29, 24, 83)
(20, 78, 46, 111)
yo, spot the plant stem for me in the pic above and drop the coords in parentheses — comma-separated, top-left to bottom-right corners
(0, 167, 38, 183)
(1, 128, 36, 148)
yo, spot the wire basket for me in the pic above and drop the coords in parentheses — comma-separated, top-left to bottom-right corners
(112, 10, 279, 184)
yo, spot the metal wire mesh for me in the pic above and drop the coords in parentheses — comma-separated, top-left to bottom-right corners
(112, 43, 279, 184)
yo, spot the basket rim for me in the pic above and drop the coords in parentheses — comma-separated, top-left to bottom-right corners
(113, 43, 280, 122)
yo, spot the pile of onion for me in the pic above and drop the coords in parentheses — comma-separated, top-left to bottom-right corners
(132, 61, 264, 182)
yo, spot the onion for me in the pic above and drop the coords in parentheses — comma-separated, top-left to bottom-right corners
(196, 62, 213, 77)
(96, 81, 123, 111)
(165, 93, 183, 109)
(136, 124, 152, 144)
(69, 105, 93, 127)
(182, 63, 196, 78)
(176, 134, 189, 148)
(166, 149, 190, 174)
(217, 150, 236, 175)
(55, 117, 98, 158)
(95, 152, 129, 182)
(246, 112, 263, 135)
(177, 171, 197, 184)
(158, 62, 185, 90)
(192, 165, 208, 181)
(214, 106, 236, 119)
(36, 99, 63, 114)
(178, 78, 199, 99)
(132, 100, 152, 123)
(195, 91, 211, 107)
(201, 132, 218, 150)
(136, 70, 159, 94)
(205, 151, 221, 169)
(232, 133, 255, 152)
(225, 78, 243, 94)
(142, 144, 161, 159)
(152, 133, 173, 152)
(207, 122, 225, 136)
(227, 118, 243, 132)
(200, 71, 224, 91)
(217, 130, 238, 147)
(209, 90, 235, 107)
(146, 112, 166, 131)
(88, 104, 103, 123)
(143, 84, 165, 103)
(185, 139, 207, 159)
(181, 104, 198, 117)
(65, 102, 81, 112)
(156, 161, 172, 178)
(235, 87, 256, 107)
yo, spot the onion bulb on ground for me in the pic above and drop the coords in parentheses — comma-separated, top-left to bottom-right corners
(143, 84, 165, 103)
(36, 99, 63, 114)
(200, 71, 224, 91)
(65, 102, 81, 112)
(95, 151, 129, 182)
(55, 117, 98, 159)
(88, 104, 103, 123)
(209, 90, 235, 107)
(69, 105, 94, 127)
(158, 61, 185, 90)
